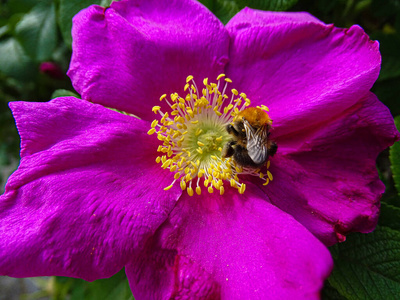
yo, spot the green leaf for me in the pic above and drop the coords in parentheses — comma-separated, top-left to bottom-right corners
(328, 227, 400, 299)
(53, 270, 132, 300)
(100, 0, 115, 6)
(372, 78, 400, 117)
(198, 0, 240, 24)
(395, 12, 400, 34)
(7, 0, 44, 15)
(237, 0, 298, 11)
(51, 89, 80, 99)
(321, 280, 347, 300)
(372, 33, 400, 82)
(199, 0, 298, 24)
(0, 25, 9, 38)
(58, 0, 104, 47)
(390, 116, 400, 196)
(380, 201, 400, 230)
(371, 0, 400, 18)
(381, 195, 400, 208)
(14, 2, 58, 61)
(380, 57, 400, 82)
(198, 0, 214, 10)
(0, 37, 36, 81)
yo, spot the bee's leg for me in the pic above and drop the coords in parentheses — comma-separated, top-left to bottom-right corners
(226, 124, 239, 137)
(267, 141, 278, 157)
(222, 141, 236, 158)
(227, 123, 246, 140)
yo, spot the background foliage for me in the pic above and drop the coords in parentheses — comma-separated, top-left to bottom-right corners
(0, 0, 399, 299)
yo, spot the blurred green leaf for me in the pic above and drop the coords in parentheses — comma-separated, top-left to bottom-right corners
(371, 0, 400, 18)
(395, 12, 400, 33)
(382, 193, 400, 208)
(5, 13, 25, 35)
(372, 33, 400, 81)
(51, 89, 80, 99)
(0, 96, 19, 188)
(198, 0, 240, 24)
(380, 201, 400, 230)
(0, 25, 9, 38)
(215, 0, 241, 24)
(390, 116, 400, 195)
(198, 0, 214, 10)
(7, 0, 43, 15)
(200, 0, 298, 24)
(53, 270, 132, 300)
(328, 227, 400, 299)
(372, 78, 400, 116)
(322, 280, 347, 300)
(14, 2, 58, 62)
(58, 0, 104, 47)
(0, 143, 9, 167)
(100, 0, 115, 6)
(315, 0, 338, 15)
(0, 37, 36, 81)
(237, 0, 298, 11)
(380, 57, 400, 81)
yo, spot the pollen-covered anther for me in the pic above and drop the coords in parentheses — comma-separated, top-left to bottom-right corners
(148, 74, 274, 195)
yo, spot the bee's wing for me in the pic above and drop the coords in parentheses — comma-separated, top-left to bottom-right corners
(243, 120, 268, 165)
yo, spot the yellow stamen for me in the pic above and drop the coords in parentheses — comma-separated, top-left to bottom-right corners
(164, 183, 174, 191)
(239, 184, 246, 194)
(220, 186, 225, 195)
(148, 75, 274, 196)
(180, 180, 187, 190)
(147, 128, 156, 135)
(152, 106, 161, 113)
(196, 186, 202, 195)
(151, 120, 158, 128)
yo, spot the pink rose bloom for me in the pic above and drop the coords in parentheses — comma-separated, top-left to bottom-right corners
(1, 0, 398, 299)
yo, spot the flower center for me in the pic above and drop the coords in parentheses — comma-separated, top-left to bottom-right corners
(148, 74, 274, 196)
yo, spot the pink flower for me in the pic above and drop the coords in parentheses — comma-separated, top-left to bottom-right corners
(1, 0, 398, 299)
(39, 62, 65, 79)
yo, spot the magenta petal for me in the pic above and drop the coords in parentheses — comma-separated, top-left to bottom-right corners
(264, 93, 400, 245)
(125, 183, 333, 299)
(68, 0, 229, 121)
(0, 97, 181, 280)
(226, 8, 381, 137)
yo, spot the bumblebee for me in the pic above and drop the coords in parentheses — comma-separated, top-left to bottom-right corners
(222, 107, 277, 168)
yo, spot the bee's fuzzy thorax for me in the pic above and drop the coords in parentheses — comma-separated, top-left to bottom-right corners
(237, 107, 272, 128)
